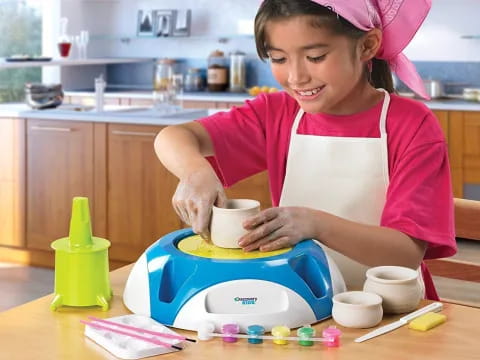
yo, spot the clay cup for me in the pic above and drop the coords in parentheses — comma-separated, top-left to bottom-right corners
(210, 199, 260, 248)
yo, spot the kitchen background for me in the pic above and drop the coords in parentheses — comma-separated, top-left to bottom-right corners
(1, 0, 479, 312)
(56, 0, 480, 202)
(55, 0, 480, 94)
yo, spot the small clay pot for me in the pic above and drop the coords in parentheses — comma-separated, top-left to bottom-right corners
(363, 266, 423, 314)
(332, 291, 383, 328)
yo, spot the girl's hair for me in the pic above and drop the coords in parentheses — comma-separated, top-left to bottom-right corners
(254, 0, 394, 93)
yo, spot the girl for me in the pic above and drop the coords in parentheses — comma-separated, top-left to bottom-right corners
(155, 0, 456, 299)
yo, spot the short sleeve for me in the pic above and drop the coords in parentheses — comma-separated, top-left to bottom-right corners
(196, 96, 268, 187)
(382, 114, 456, 259)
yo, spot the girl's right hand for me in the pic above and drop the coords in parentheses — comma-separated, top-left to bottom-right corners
(172, 167, 227, 239)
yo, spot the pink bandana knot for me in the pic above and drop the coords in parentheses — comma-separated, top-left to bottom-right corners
(310, 0, 432, 99)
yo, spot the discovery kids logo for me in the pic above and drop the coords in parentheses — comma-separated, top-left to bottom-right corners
(234, 297, 258, 305)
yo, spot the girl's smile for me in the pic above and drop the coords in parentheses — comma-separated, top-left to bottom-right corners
(265, 15, 382, 115)
(293, 85, 326, 101)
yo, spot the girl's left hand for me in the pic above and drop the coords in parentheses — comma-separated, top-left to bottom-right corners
(238, 206, 320, 252)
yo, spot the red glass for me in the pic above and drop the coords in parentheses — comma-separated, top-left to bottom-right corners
(58, 42, 72, 57)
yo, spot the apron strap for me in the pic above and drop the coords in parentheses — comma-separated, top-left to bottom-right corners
(378, 89, 390, 137)
(285, 108, 305, 160)
(377, 88, 390, 182)
(291, 107, 305, 137)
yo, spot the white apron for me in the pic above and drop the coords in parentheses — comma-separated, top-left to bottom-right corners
(280, 90, 391, 290)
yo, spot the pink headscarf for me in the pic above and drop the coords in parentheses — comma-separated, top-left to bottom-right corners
(262, 0, 432, 99)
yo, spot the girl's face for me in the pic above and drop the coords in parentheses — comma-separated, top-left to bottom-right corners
(265, 16, 375, 115)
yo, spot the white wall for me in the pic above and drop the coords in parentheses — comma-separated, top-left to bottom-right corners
(59, 0, 480, 63)
(62, 0, 260, 60)
(405, 0, 480, 62)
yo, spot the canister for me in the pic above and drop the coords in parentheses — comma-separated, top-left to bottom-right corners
(207, 50, 228, 92)
(229, 51, 246, 92)
(184, 68, 204, 92)
(154, 58, 175, 91)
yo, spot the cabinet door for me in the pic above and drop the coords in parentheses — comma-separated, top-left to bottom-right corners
(449, 111, 465, 198)
(463, 111, 480, 185)
(433, 110, 449, 143)
(26, 120, 95, 251)
(0, 118, 25, 248)
(107, 124, 182, 262)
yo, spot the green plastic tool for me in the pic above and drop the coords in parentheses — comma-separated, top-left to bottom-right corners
(50, 197, 112, 311)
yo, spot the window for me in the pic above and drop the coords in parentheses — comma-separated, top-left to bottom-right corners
(0, 0, 42, 102)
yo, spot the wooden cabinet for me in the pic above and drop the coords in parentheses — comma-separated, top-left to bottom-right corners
(448, 110, 480, 198)
(433, 110, 449, 143)
(106, 124, 182, 262)
(0, 119, 25, 248)
(462, 111, 480, 185)
(25, 120, 98, 251)
(3, 107, 480, 268)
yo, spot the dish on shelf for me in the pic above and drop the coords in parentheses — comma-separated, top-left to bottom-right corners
(5, 56, 52, 62)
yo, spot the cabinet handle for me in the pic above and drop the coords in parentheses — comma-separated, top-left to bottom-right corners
(30, 125, 73, 132)
(111, 130, 157, 137)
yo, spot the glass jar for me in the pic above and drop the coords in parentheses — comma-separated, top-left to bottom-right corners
(207, 50, 228, 92)
(154, 58, 175, 91)
(153, 58, 177, 110)
(229, 51, 246, 92)
(184, 68, 204, 92)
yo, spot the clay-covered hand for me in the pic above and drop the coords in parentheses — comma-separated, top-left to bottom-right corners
(238, 206, 320, 252)
(172, 168, 226, 239)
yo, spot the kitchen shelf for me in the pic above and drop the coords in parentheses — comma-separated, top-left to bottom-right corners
(0, 57, 153, 69)
(91, 34, 254, 44)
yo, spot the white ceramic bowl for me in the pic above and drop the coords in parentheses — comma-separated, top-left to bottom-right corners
(332, 291, 383, 328)
(210, 199, 260, 248)
(363, 266, 423, 314)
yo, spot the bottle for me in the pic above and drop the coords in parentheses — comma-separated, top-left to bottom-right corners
(58, 17, 72, 58)
(184, 68, 204, 92)
(207, 50, 228, 92)
(229, 51, 246, 92)
(95, 75, 106, 112)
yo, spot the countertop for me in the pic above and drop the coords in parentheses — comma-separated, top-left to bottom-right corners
(64, 89, 480, 111)
(0, 264, 478, 360)
(0, 103, 209, 125)
(66, 90, 252, 103)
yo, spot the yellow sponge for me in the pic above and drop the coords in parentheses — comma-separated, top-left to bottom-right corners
(408, 312, 447, 331)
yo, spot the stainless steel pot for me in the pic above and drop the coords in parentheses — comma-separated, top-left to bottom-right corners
(25, 83, 64, 109)
(423, 79, 444, 99)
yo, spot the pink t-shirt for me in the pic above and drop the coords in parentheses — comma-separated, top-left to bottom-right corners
(198, 91, 456, 299)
